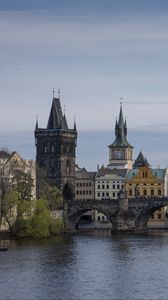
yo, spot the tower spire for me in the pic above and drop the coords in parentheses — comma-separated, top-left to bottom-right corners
(35, 114, 38, 130)
(74, 115, 77, 131)
(58, 89, 60, 99)
(53, 88, 55, 99)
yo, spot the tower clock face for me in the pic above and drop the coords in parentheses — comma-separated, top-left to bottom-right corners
(113, 150, 123, 159)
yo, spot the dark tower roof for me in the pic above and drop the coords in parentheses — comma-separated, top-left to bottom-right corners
(47, 98, 68, 130)
(133, 151, 150, 168)
(109, 103, 133, 148)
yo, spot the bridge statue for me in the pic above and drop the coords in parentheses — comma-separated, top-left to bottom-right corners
(63, 191, 168, 233)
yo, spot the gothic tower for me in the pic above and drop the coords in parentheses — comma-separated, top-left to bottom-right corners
(108, 103, 133, 169)
(35, 93, 77, 194)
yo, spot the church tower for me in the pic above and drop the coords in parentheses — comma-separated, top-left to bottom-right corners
(35, 92, 77, 194)
(108, 103, 133, 169)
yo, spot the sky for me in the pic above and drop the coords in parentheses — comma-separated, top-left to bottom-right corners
(1, 0, 168, 169)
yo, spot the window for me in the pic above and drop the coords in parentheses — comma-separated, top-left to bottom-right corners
(76, 191, 79, 195)
(143, 172, 148, 177)
(106, 192, 109, 197)
(117, 184, 120, 189)
(143, 190, 147, 196)
(106, 185, 109, 189)
(97, 192, 100, 197)
(158, 190, 161, 196)
(113, 192, 115, 197)
(151, 190, 154, 196)
(158, 214, 162, 220)
(98, 185, 100, 189)
(113, 184, 115, 189)
(102, 192, 104, 197)
(102, 185, 105, 189)
(89, 191, 92, 195)
(129, 190, 132, 196)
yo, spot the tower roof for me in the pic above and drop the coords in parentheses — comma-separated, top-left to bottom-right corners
(47, 98, 68, 130)
(133, 151, 150, 168)
(109, 103, 133, 148)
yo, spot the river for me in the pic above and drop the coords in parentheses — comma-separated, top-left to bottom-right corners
(0, 231, 168, 299)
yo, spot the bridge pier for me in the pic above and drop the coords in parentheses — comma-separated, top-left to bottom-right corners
(63, 209, 78, 233)
(111, 195, 135, 232)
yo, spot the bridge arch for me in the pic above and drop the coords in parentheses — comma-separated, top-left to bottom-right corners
(64, 200, 118, 231)
(135, 203, 168, 230)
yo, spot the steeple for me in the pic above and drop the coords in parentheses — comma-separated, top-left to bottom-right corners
(110, 103, 133, 148)
(47, 98, 69, 130)
(108, 102, 134, 170)
(133, 151, 150, 168)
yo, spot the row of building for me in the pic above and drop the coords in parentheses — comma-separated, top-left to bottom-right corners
(75, 104, 168, 227)
(1, 94, 166, 230)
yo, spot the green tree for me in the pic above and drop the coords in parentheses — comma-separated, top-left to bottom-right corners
(36, 167, 63, 211)
(12, 169, 33, 201)
(13, 199, 51, 239)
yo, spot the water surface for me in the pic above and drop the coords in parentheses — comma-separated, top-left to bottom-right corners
(0, 231, 168, 299)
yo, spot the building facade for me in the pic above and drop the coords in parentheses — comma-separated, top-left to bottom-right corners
(35, 96, 77, 194)
(0, 150, 36, 229)
(75, 166, 96, 221)
(95, 166, 127, 221)
(75, 166, 96, 201)
(125, 151, 168, 227)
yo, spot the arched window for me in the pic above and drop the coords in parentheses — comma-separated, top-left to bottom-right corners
(143, 189, 147, 196)
(129, 190, 132, 196)
(151, 190, 154, 196)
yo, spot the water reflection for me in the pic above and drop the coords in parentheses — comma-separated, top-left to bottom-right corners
(0, 232, 168, 299)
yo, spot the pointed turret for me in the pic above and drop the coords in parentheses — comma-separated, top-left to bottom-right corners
(118, 103, 124, 128)
(124, 119, 127, 136)
(74, 120, 77, 131)
(110, 103, 133, 148)
(47, 98, 69, 130)
(35, 118, 38, 130)
(133, 151, 150, 168)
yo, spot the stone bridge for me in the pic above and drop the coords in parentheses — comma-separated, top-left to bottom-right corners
(63, 195, 168, 232)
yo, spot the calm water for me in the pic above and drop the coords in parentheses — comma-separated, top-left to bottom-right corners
(0, 231, 168, 300)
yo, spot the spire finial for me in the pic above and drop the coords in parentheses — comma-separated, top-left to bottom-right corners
(58, 89, 60, 99)
(53, 88, 55, 99)
(120, 97, 123, 106)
